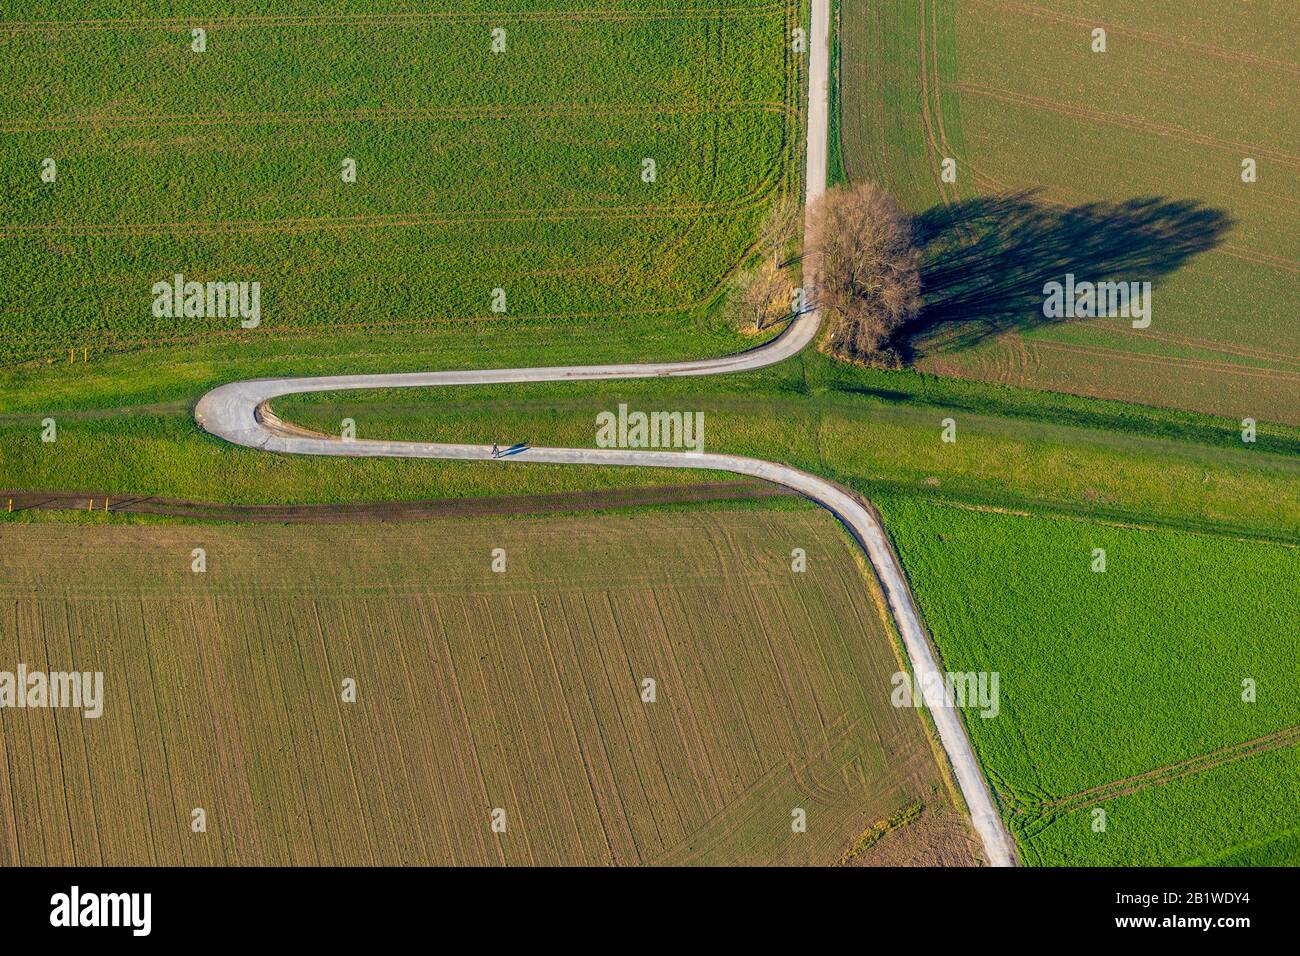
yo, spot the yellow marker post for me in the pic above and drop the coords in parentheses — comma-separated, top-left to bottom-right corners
(6, 498, 11, 513)
(104, 497, 109, 513)
(69, 349, 75, 364)
(88, 498, 93, 511)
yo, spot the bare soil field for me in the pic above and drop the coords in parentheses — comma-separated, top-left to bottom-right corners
(0, 508, 975, 865)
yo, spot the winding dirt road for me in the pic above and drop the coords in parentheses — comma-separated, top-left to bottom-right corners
(194, 0, 1016, 867)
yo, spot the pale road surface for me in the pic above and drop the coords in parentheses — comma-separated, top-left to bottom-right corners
(195, 0, 1017, 868)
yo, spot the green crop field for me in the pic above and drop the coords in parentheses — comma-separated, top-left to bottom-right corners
(0, 1, 802, 370)
(0, 509, 976, 866)
(839, 0, 1300, 425)
(875, 493, 1300, 866)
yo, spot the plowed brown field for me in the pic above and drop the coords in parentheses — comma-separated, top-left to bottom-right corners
(0, 509, 974, 865)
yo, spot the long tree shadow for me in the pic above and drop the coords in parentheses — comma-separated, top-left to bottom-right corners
(897, 191, 1233, 360)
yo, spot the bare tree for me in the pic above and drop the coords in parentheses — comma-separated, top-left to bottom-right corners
(807, 182, 921, 365)
(743, 253, 794, 330)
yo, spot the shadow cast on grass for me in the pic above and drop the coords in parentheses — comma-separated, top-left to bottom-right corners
(899, 191, 1233, 359)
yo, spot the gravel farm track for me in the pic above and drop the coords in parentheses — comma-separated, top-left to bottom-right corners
(193, 1, 1018, 867)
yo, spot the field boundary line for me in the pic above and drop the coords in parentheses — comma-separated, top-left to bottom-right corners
(0, 146, 790, 239)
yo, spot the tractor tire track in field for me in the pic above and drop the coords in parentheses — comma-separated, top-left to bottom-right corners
(1011, 726, 1300, 836)
(0, 175, 787, 238)
(1220, 245, 1300, 275)
(4, 301, 706, 370)
(0, 9, 806, 362)
(0, 127, 792, 239)
(965, 0, 1300, 78)
(919, 0, 980, 253)
(1030, 340, 1300, 386)
(960, 156, 1300, 276)
(191, 0, 1019, 869)
(933, 139, 1300, 387)
(917, 0, 960, 216)
(1094, 326, 1300, 368)
(5, 168, 795, 362)
(957, 84, 1300, 168)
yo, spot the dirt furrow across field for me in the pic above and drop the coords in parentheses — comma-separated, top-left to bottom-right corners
(0, 481, 796, 523)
